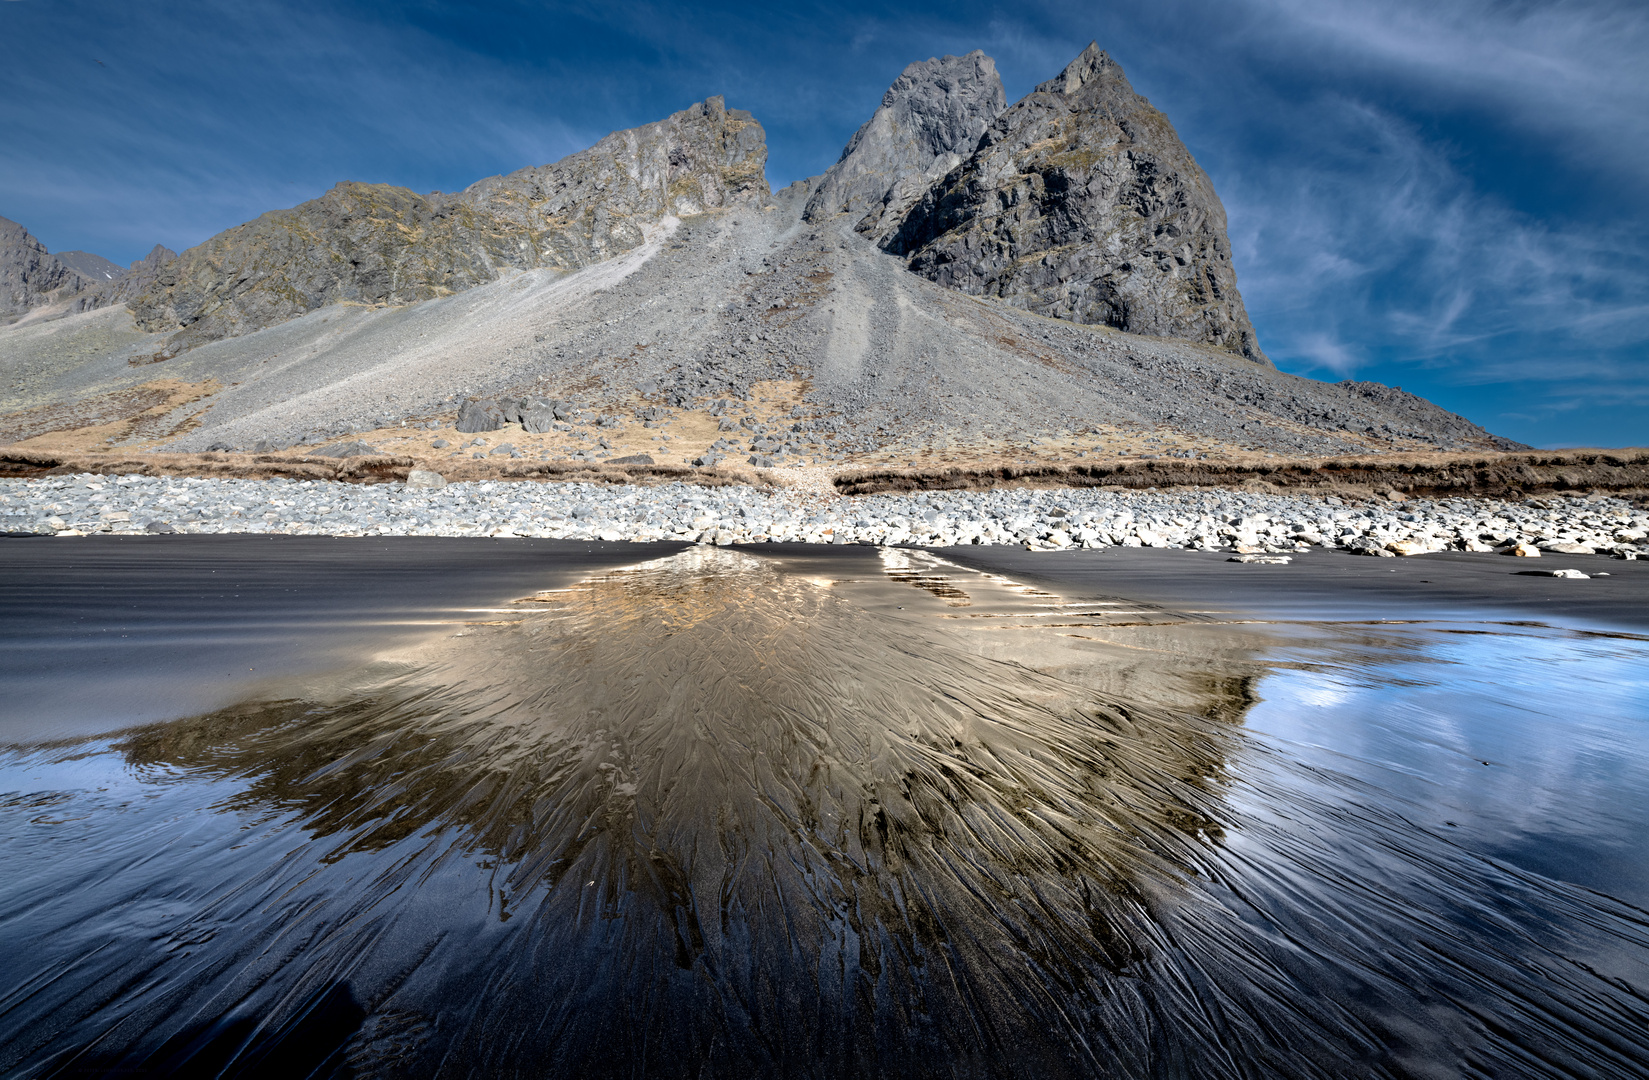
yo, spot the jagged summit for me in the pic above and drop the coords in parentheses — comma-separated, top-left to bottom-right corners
(804, 51, 1006, 242)
(884, 43, 1268, 365)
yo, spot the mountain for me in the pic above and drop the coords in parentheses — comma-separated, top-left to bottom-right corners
(128, 97, 767, 350)
(882, 44, 1267, 364)
(0, 217, 176, 325)
(0, 47, 1525, 461)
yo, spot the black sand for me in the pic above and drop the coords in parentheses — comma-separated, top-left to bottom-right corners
(929, 544, 1649, 630)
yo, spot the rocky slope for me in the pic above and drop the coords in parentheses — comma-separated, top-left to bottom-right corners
(77, 244, 180, 310)
(126, 97, 767, 350)
(881, 44, 1267, 364)
(804, 51, 1006, 243)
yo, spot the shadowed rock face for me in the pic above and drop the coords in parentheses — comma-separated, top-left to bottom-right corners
(804, 51, 1006, 243)
(884, 44, 1270, 365)
(127, 97, 769, 348)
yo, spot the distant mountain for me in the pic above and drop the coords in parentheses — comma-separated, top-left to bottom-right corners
(53, 250, 124, 282)
(0, 217, 175, 325)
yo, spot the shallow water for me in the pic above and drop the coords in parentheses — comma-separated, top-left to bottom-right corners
(1, 547, 1646, 1078)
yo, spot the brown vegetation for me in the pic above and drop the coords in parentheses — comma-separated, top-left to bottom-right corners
(832, 449, 1649, 500)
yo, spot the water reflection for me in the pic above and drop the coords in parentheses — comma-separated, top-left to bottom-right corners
(1, 547, 1646, 1078)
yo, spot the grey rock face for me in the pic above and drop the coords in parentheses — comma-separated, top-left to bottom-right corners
(805, 51, 1006, 242)
(129, 97, 769, 349)
(0, 216, 89, 324)
(79, 245, 178, 308)
(455, 399, 508, 433)
(520, 403, 559, 434)
(884, 44, 1269, 365)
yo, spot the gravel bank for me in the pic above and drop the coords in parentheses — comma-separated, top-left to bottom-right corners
(5, 475, 1647, 558)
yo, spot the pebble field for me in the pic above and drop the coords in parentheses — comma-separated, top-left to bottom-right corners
(5, 474, 1647, 558)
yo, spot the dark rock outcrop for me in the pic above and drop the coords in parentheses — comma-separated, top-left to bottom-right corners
(884, 44, 1269, 365)
(129, 97, 768, 349)
(804, 51, 1005, 242)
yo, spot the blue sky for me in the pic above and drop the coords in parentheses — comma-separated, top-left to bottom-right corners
(3, 0, 1645, 447)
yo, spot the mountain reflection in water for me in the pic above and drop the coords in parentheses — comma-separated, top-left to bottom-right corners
(1, 547, 1646, 1078)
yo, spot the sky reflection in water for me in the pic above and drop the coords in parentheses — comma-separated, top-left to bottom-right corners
(0, 547, 1646, 1078)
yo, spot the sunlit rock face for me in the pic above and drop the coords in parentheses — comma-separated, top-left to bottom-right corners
(883, 44, 1270, 365)
(804, 50, 1007, 243)
(127, 98, 768, 349)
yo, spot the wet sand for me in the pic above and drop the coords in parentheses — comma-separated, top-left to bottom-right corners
(933, 543, 1649, 629)
(1, 540, 1646, 1077)
(0, 536, 687, 740)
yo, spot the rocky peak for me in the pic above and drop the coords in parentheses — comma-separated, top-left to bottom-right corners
(0, 215, 90, 324)
(884, 43, 1270, 365)
(804, 51, 1005, 241)
(128, 97, 768, 348)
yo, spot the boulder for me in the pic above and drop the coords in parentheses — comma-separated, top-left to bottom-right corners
(405, 469, 446, 489)
(607, 453, 655, 465)
(455, 399, 506, 432)
(520, 403, 558, 434)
